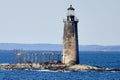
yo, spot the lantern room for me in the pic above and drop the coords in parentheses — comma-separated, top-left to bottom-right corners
(67, 5, 75, 16)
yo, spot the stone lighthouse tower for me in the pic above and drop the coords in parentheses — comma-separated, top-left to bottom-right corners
(62, 5, 79, 65)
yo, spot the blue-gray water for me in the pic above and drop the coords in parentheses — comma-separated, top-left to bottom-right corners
(0, 50, 120, 80)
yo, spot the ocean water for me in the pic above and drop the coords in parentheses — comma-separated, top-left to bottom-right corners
(0, 50, 120, 80)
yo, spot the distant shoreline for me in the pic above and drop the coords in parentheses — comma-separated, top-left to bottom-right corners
(1, 50, 120, 53)
(1, 43, 120, 51)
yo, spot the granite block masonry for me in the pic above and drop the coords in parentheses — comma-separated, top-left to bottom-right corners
(62, 5, 79, 65)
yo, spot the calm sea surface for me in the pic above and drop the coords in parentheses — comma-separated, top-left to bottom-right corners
(0, 50, 120, 80)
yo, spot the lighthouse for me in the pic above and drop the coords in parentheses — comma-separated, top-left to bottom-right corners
(62, 5, 79, 65)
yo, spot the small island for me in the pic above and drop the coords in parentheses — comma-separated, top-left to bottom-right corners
(0, 62, 120, 72)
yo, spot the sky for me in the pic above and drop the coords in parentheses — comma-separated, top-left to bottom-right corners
(0, 0, 120, 45)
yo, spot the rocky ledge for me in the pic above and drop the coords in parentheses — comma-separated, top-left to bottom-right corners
(0, 63, 120, 72)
